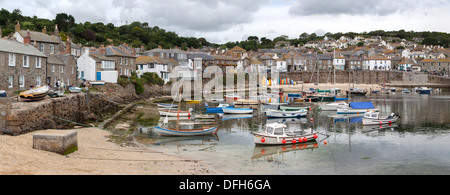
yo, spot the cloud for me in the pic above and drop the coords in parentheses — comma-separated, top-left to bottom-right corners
(288, 0, 429, 16)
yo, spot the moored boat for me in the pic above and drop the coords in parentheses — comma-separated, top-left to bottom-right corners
(233, 99, 259, 105)
(362, 112, 399, 126)
(222, 107, 253, 114)
(319, 101, 349, 111)
(69, 87, 82, 93)
(154, 122, 219, 136)
(205, 104, 231, 113)
(417, 87, 432, 94)
(346, 88, 367, 96)
(157, 103, 178, 109)
(252, 123, 318, 145)
(280, 105, 310, 111)
(19, 86, 49, 101)
(337, 102, 379, 115)
(266, 109, 307, 118)
(158, 109, 192, 117)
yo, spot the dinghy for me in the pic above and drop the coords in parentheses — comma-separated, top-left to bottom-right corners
(266, 109, 307, 118)
(337, 102, 379, 115)
(362, 112, 399, 126)
(69, 87, 82, 93)
(19, 86, 49, 101)
(222, 107, 253, 114)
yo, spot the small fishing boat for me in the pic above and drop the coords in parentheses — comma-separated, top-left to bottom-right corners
(266, 109, 307, 118)
(402, 89, 411, 93)
(306, 95, 336, 102)
(288, 93, 301, 97)
(319, 101, 349, 111)
(280, 105, 310, 111)
(346, 88, 367, 96)
(222, 107, 253, 114)
(154, 121, 219, 136)
(417, 87, 432, 94)
(233, 99, 259, 106)
(262, 102, 287, 106)
(19, 86, 49, 101)
(157, 103, 178, 109)
(252, 123, 318, 145)
(194, 114, 216, 119)
(337, 102, 379, 115)
(205, 104, 231, 113)
(158, 109, 192, 117)
(362, 112, 399, 126)
(69, 87, 82, 93)
(210, 98, 225, 102)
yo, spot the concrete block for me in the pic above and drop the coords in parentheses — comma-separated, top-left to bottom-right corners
(33, 130, 78, 155)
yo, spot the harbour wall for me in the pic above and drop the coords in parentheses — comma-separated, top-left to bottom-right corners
(0, 93, 118, 136)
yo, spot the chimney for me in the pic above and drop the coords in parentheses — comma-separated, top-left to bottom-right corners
(66, 36, 71, 54)
(99, 45, 106, 55)
(42, 26, 47, 34)
(85, 48, 90, 56)
(158, 45, 162, 49)
(15, 21, 21, 33)
(54, 24, 59, 36)
(24, 30, 31, 45)
(0, 27, 2, 39)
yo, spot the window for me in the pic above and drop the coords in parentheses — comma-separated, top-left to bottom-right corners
(40, 44, 45, 53)
(61, 66, 64, 74)
(9, 76, 13, 88)
(50, 45, 55, 54)
(102, 61, 115, 69)
(125, 58, 128, 65)
(52, 65, 55, 72)
(36, 76, 41, 87)
(19, 75, 25, 88)
(149, 63, 155, 69)
(23, 56, 29, 67)
(36, 57, 41, 68)
(9, 54, 16, 66)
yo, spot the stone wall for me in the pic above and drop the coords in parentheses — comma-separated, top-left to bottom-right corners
(1, 93, 118, 136)
(280, 71, 404, 84)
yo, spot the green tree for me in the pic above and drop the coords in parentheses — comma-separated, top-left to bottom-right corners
(55, 13, 75, 32)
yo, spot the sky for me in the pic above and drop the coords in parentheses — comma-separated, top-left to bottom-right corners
(2, 0, 450, 44)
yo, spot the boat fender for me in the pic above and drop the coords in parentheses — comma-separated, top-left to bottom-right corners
(303, 137, 308, 142)
(292, 139, 296, 144)
(282, 138, 287, 144)
(261, 137, 266, 143)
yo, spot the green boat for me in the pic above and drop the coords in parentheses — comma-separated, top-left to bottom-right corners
(306, 95, 335, 102)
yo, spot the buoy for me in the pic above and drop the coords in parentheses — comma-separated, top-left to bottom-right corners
(310, 118, 314, 122)
(282, 139, 287, 144)
(292, 139, 296, 144)
(324, 141, 328, 145)
(314, 134, 318, 139)
(299, 138, 303, 143)
(389, 121, 392, 124)
(303, 137, 308, 142)
(380, 121, 383, 124)
(261, 138, 266, 143)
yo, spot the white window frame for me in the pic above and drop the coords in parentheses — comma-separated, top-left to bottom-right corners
(9, 53, 16, 66)
(40, 44, 45, 53)
(60, 66, 64, 74)
(52, 65, 55, 73)
(23, 56, 29, 67)
(50, 44, 55, 54)
(19, 75, 25, 88)
(35, 57, 42, 68)
(9, 76, 13, 88)
(101, 61, 115, 69)
(36, 76, 41, 87)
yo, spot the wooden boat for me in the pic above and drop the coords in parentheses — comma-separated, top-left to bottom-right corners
(319, 101, 349, 111)
(154, 122, 219, 136)
(222, 107, 253, 114)
(205, 104, 231, 113)
(157, 103, 178, 108)
(252, 123, 318, 145)
(362, 112, 399, 126)
(19, 86, 49, 101)
(158, 109, 192, 117)
(346, 88, 367, 96)
(69, 87, 82, 93)
(417, 87, 432, 94)
(233, 99, 259, 105)
(266, 109, 307, 118)
(337, 102, 379, 115)
(280, 105, 310, 111)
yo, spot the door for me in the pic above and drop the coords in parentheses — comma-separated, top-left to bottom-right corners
(96, 72, 102, 81)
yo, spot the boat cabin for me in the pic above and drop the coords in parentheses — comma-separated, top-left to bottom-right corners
(364, 112, 395, 119)
(264, 124, 287, 136)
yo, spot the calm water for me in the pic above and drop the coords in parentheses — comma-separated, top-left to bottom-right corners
(133, 89, 450, 175)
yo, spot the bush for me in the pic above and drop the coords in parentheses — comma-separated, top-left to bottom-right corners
(134, 79, 145, 95)
(141, 72, 164, 86)
(118, 76, 131, 87)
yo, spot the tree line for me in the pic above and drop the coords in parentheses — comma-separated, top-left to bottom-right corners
(1, 8, 449, 51)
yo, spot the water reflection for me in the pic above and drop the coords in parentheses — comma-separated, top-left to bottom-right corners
(132, 90, 450, 174)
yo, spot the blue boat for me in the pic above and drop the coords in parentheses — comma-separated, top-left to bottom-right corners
(288, 93, 301, 97)
(205, 104, 232, 113)
(0, 90, 6, 98)
(337, 102, 379, 115)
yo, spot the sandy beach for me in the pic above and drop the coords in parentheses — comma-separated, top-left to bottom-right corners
(0, 127, 224, 175)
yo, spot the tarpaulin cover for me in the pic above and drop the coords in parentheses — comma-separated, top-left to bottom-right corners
(350, 102, 375, 109)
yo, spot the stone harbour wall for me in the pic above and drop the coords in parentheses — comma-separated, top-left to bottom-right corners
(1, 93, 118, 136)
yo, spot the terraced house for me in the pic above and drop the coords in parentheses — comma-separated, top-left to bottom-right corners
(0, 39, 47, 96)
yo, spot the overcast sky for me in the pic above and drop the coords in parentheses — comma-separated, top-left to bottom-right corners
(2, 0, 450, 43)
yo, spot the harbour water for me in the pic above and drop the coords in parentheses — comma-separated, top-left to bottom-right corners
(131, 89, 450, 175)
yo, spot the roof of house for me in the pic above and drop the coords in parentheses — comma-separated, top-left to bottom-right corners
(18, 30, 60, 44)
(46, 54, 65, 65)
(420, 58, 450, 63)
(90, 54, 116, 62)
(105, 46, 136, 58)
(0, 39, 47, 57)
(136, 56, 178, 65)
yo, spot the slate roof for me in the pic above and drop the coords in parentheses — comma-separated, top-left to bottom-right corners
(18, 30, 60, 44)
(0, 39, 47, 57)
(105, 46, 136, 58)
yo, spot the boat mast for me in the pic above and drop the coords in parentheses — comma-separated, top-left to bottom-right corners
(176, 80, 183, 131)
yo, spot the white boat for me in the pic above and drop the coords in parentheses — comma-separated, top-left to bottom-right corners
(252, 123, 318, 145)
(224, 94, 241, 100)
(266, 109, 307, 118)
(222, 107, 253, 114)
(153, 122, 219, 136)
(19, 86, 49, 101)
(337, 102, 379, 115)
(194, 114, 215, 119)
(69, 87, 82, 93)
(158, 109, 192, 117)
(262, 102, 287, 106)
(402, 89, 411, 93)
(157, 103, 178, 108)
(233, 99, 259, 105)
(362, 112, 399, 126)
(319, 101, 349, 111)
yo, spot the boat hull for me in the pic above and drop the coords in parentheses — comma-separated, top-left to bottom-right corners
(222, 107, 253, 114)
(252, 132, 318, 145)
(280, 105, 310, 111)
(266, 110, 307, 118)
(158, 110, 191, 117)
(362, 117, 399, 125)
(337, 108, 380, 115)
(153, 126, 219, 136)
(417, 90, 431, 94)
